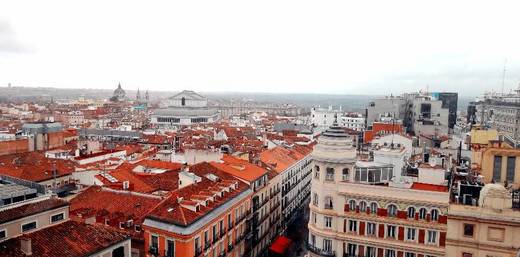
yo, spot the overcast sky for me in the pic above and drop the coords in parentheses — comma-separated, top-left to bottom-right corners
(1, 0, 520, 96)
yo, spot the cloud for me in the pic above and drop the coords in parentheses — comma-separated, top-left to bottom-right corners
(0, 19, 31, 53)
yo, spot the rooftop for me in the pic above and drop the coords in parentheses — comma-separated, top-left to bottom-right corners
(0, 198, 68, 224)
(0, 220, 129, 257)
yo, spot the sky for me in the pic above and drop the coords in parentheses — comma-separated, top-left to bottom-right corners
(1, 0, 520, 96)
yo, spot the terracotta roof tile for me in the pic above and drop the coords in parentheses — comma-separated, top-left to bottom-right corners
(0, 198, 68, 224)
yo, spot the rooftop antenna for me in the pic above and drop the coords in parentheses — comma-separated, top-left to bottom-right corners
(501, 59, 507, 95)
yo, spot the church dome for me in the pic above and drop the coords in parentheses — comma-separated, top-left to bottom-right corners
(114, 83, 125, 96)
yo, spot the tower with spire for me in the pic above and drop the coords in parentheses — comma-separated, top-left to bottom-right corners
(136, 88, 141, 101)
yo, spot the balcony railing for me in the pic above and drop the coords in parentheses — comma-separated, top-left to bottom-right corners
(307, 243, 335, 257)
(227, 244, 234, 252)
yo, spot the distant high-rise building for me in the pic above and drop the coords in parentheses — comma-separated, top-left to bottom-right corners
(430, 92, 458, 129)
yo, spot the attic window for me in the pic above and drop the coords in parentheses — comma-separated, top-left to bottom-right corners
(168, 207, 174, 212)
(119, 222, 125, 229)
(135, 225, 142, 232)
(195, 205, 200, 212)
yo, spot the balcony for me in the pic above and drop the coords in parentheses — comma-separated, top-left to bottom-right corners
(165, 249, 175, 257)
(228, 223, 234, 232)
(212, 234, 220, 244)
(235, 233, 245, 244)
(227, 244, 234, 252)
(218, 251, 226, 257)
(220, 229, 226, 238)
(307, 243, 335, 257)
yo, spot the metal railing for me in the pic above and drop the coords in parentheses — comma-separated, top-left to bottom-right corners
(306, 243, 336, 257)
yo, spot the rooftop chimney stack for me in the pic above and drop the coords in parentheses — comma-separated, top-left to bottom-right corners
(21, 237, 32, 256)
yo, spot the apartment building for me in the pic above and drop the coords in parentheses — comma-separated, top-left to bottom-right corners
(471, 140, 520, 187)
(142, 162, 253, 257)
(308, 122, 449, 257)
(0, 197, 131, 257)
(210, 155, 278, 257)
(260, 145, 313, 232)
(447, 183, 520, 257)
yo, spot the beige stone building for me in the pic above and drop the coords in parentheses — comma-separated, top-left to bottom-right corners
(446, 183, 520, 257)
(308, 121, 449, 257)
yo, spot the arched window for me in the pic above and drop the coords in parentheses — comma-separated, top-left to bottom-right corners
(431, 209, 439, 221)
(348, 200, 356, 212)
(387, 204, 398, 217)
(314, 166, 320, 179)
(324, 196, 333, 209)
(342, 168, 349, 181)
(407, 207, 416, 219)
(181, 97, 186, 106)
(326, 168, 335, 181)
(359, 201, 367, 212)
(419, 208, 427, 219)
(369, 202, 378, 214)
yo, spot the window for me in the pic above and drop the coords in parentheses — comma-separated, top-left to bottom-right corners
(493, 156, 502, 182)
(369, 202, 378, 213)
(310, 234, 316, 246)
(406, 228, 416, 241)
(312, 193, 320, 206)
(419, 208, 427, 219)
(463, 224, 474, 237)
(0, 230, 5, 240)
(506, 156, 516, 182)
(347, 243, 357, 255)
(359, 201, 367, 212)
(385, 249, 396, 257)
(21, 221, 36, 232)
(366, 222, 376, 236)
(387, 204, 398, 217)
(430, 209, 439, 221)
(342, 168, 349, 181)
(427, 230, 438, 244)
(204, 230, 209, 244)
(323, 239, 332, 252)
(314, 166, 320, 179)
(324, 196, 333, 209)
(386, 225, 396, 238)
(324, 216, 332, 228)
(348, 220, 357, 232)
(166, 239, 175, 257)
(462, 253, 473, 257)
(312, 212, 317, 224)
(405, 253, 416, 257)
(51, 213, 64, 223)
(326, 167, 335, 181)
(407, 207, 416, 219)
(366, 246, 376, 257)
(150, 234, 159, 251)
(349, 200, 356, 211)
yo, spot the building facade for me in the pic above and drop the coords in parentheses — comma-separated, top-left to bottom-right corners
(308, 122, 448, 257)
(446, 184, 520, 257)
(151, 90, 220, 127)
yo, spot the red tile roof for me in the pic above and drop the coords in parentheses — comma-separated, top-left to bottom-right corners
(0, 198, 68, 224)
(0, 152, 75, 182)
(259, 146, 311, 173)
(70, 186, 162, 226)
(146, 162, 249, 226)
(209, 155, 267, 183)
(0, 220, 129, 257)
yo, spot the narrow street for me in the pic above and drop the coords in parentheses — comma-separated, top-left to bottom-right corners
(283, 205, 310, 257)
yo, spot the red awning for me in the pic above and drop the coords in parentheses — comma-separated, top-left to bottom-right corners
(269, 236, 292, 254)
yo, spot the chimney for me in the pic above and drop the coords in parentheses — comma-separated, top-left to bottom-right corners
(85, 216, 96, 225)
(21, 237, 32, 256)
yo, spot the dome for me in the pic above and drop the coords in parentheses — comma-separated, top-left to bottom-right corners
(114, 83, 125, 96)
(478, 183, 512, 210)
